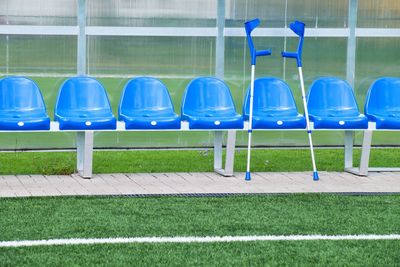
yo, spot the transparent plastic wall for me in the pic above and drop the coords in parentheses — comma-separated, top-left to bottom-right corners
(86, 0, 218, 148)
(0, 0, 399, 149)
(0, 0, 76, 25)
(226, 0, 349, 147)
(355, 0, 400, 145)
(0, 0, 77, 149)
(0, 0, 77, 75)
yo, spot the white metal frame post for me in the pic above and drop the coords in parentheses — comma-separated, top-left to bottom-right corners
(76, 0, 94, 178)
(214, 0, 236, 176)
(344, 0, 357, 171)
(77, 131, 94, 178)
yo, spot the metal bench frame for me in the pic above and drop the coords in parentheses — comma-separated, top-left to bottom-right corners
(7, 120, 399, 179)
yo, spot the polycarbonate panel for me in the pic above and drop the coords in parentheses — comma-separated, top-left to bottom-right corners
(355, 37, 400, 113)
(358, 0, 400, 28)
(225, 37, 347, 111)
(0, 0, 76, 25)
(286, 0, 348, 28)
(87, 36, 215, 77)
(87, 0, 216, 27)
(226, 0, 347, 28)
(0, 1, 399, 149)
(225, 0, 286, 27)
(0, 36, 6, 73)
(225, 35, 348, 147)
(7, 36, 76, 74)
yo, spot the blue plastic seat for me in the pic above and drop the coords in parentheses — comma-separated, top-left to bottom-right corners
(119, 77, 180, 129)
(307, 77, 368, 129)
(243, 78, 306, 129)
(365, 77, 400, 129)
(181, 77, 243, 129)
(0, 76, 50, 130)
(55, 76, 116, 130)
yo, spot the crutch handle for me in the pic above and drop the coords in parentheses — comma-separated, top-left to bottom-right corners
(281, 51, 297, 59)
(244, 18, 272, 65)
(281, 20, 305, 67)
(256, 49, 272, 57)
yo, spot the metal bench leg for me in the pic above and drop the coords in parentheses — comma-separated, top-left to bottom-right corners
(214, 131, 223, 171)
(345, 130, 372, 176)
(359, 130, 373, 176)
(344, 131, 354, 169)
(77, 131, 94, 178)
(214, 130, 236, 176)
(224, 130, 236, 176)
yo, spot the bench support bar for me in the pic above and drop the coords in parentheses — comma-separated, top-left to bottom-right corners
(77, 131, 94, 178)
(345, 130, 400, 176)
(214, 130, 236, 176)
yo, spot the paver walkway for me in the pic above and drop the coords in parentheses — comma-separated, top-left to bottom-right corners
(1, 171, 399, 197)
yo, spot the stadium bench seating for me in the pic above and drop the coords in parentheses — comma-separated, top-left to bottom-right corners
(365, 77, 400, 129)
(119, 77, 180, 129)
(55, 76, 116, 130)
(2, 74, 400, 178)
(243, 77, 306, 129)
(181, 77, 243, 129)
(0, 76, 50, 130)
(307, 77, 368, 129)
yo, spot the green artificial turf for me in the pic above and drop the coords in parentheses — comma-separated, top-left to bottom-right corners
(1, 241, 400, 266)
(2, 195, 400, 240)
(1, 147, 400, 175)
(0, 195, 400, 266)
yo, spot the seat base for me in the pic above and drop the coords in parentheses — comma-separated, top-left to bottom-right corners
(369, 116, 400, 129)
(57, 116, 116, 130)
(251, 115, 306, 129)
(122, 115, 181, 130)
(0, 116, 50, 130)
(184, 114, 243, 129)
(311, 115, 368, 129)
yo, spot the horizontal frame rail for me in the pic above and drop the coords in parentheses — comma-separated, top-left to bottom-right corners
(1, 25, 400, 38)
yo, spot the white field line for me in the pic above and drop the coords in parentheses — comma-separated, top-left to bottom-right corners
(1, 234, 400, 248)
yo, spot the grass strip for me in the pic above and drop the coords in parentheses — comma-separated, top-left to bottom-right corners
(2, 148, 400, 175)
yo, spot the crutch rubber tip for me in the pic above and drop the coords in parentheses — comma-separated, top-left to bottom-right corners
(245, 171, 251, 181)
(313, 171, 319, 181)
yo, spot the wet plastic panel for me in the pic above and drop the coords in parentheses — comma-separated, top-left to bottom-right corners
(87, 0, 216, 27)
(87, 36, 214, 77)
(358, 0, 400, 28)
(0, 0, 76, 25)
(7, 36, 77, 74)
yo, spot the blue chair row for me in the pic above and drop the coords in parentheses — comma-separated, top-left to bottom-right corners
(0, 75, 399, 131)
(0, 76, 243, 131)
(243, 76, 400, 130)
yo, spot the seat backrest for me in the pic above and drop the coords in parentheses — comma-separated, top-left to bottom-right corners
(55, 76, 112, 114)
(365, 77, 400, 116)
(181, 77, 237, 116)
(307, 77, 361, 116)
(0, 76, 46, 113)
(119, 77, 175, 116)
(243, 77, 299, 119)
